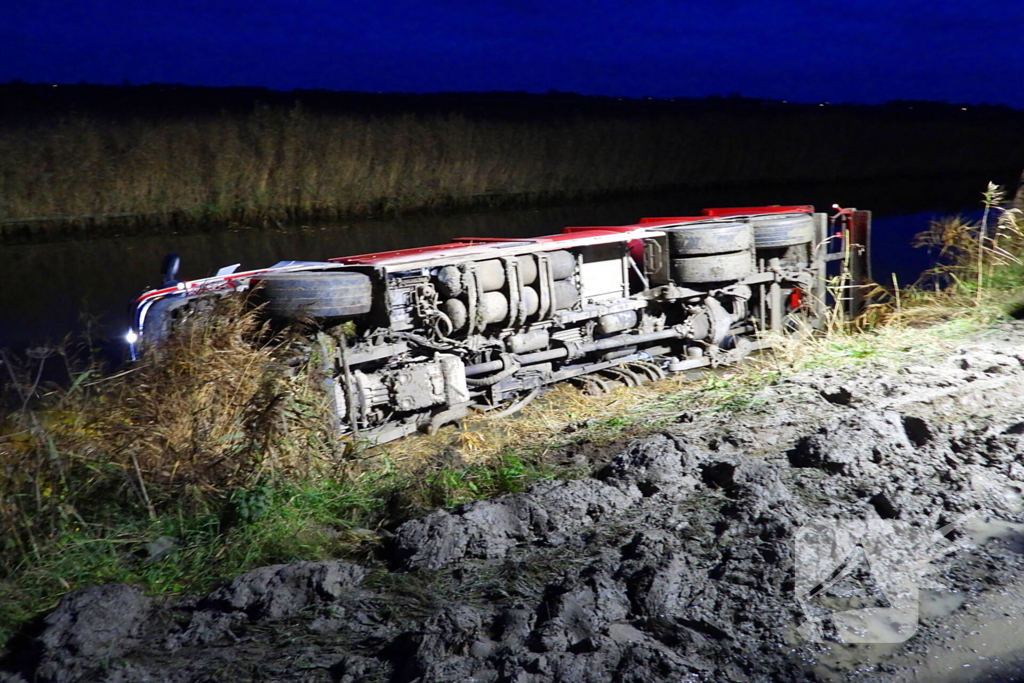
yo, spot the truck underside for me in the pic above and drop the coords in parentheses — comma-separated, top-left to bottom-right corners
(130, 204, 870, 445)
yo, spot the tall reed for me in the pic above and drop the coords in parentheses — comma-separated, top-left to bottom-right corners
(2, 104, 1023, 229)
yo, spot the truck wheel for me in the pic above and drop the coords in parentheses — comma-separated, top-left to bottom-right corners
(670, 252, 753, 283)
(255, 271, 373, 319)
(142, 295, 192, 344)
(750, 213, 816, 248)
(667, 220, 752, 256)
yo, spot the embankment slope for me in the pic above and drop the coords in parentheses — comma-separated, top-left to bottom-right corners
(6, 320, 1024, 682)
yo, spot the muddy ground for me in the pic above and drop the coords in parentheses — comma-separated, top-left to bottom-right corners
(6, 321, 1024, 682)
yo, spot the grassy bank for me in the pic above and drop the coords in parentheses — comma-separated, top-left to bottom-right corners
(2, 186, 1023, 646)
(0, 300, 578, 641)
(3, 93, 1024, 235)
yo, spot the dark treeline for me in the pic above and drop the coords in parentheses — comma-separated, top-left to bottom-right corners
(2, 83, 1022, 236)
(3, 82, 1018, 122)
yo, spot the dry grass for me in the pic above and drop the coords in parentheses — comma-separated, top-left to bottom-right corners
(380, 354, 790, 471)
(381, 382, 651, 468)
(0, 296, 340, 566)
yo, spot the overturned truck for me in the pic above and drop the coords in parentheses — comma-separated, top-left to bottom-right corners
(128, 205, 870, 443)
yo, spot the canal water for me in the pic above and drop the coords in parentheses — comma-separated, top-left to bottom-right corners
(1, 171, 1018, 351)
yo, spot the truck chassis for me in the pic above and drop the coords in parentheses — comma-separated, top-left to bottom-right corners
(128, 204, 870, 444)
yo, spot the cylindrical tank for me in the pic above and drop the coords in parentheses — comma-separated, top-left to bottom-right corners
(506, 329, 550, 354)
(479, 291, 509, 325)
(517, 255, 538, 286)
(443, 298, 468, 330)
(596, 310, 638, 335)
(553, 279, 579, 310)
(476, 260, 506, 292)
(522, 286, 540, 317)
(436, 265, 463, 298)
(547, 250, 576, 280)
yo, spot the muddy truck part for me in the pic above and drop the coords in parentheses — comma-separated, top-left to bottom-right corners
(127, 204, 871, 444)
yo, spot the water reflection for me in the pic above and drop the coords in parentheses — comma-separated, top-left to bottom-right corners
(1, 171, 1017, 348)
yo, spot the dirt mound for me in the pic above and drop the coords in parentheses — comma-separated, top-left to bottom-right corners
(6, 322, 1024, 682)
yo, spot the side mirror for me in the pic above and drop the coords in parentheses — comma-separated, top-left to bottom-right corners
(161, 253, 181, 286)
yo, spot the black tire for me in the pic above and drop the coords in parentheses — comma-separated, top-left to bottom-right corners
(667, 220, 752, 256)
(255, 271, 373, 318)
(142, 295, 192, 345)
(750, 213, 816, 248)
(671, 251, 753, 283)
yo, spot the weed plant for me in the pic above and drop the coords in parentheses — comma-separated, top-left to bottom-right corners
(911, 183, 1024, 298)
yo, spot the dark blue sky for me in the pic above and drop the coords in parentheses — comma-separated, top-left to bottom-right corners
(3, 0, 1023, 106)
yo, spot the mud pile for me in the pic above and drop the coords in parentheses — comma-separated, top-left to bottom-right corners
(6, 322, 1024, 682)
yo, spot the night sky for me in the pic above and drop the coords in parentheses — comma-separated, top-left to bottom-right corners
(3, 1, 1023, 107)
